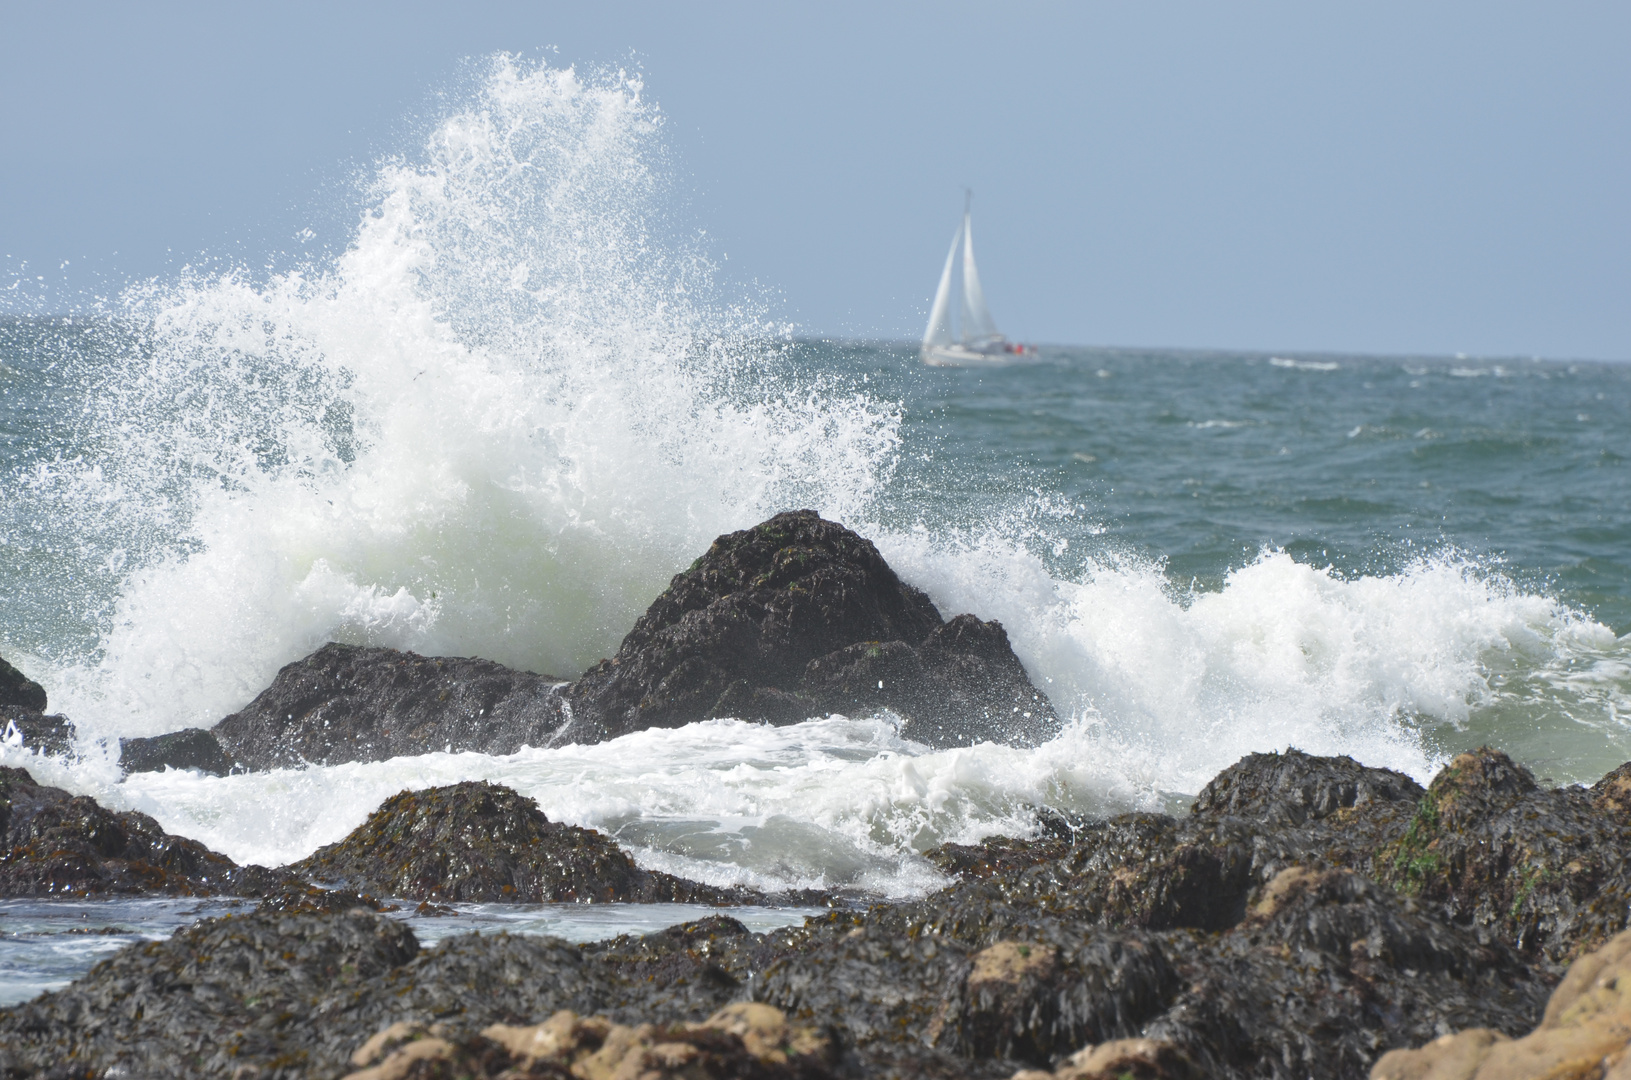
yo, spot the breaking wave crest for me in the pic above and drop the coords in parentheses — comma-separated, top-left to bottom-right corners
(2, 56, 1626, 895)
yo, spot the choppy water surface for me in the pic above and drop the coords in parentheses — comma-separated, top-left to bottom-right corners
(1, 56, 1628, 995)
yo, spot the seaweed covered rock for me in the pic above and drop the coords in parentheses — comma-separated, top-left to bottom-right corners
(0, 911, 799, 1079)
(1371, 928, 1631, 1080)
(564, 510, 1060, 748)
(1190, 748, 1426, 827)
(0, 765, 287, 898)
(293, 780, 745, 904)
(4, 746, 1623, 1080)
(0, 908, 421, 1078)
(933, 748, 1631, 973)
(1143, 867, 1549, 1078)
(211, 643, 570, 770)
(1373, 747, 1631, 969)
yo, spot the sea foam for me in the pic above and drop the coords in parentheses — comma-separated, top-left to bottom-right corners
(2, 56, 1626, 897)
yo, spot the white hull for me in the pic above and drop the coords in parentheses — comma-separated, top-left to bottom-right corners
(920, 201, 1027, 366)
(921, 343, 1021, 366)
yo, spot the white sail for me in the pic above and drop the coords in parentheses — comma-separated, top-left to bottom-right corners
(922, 224, 959, 349)
(958, 212, 1001, 344)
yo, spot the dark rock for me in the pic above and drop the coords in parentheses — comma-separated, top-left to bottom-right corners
(211, 642, 570, 770)
(255, 880, 398, 915)
(1189, 747, 1425, 827)
(1369, 747, 1631, 969)
(0, 764, 289, 898)
(0, 709, 76, 758)
(564, 510, 1060, 748)
(1144, 866, 1549, 1079)
(0, 909, 421, 1078)
(119, 727, 236, 775)
(1591, 759, 1631, 819)
(935, 747, 1631, 973)
(928, 812, 1256, 935)
(0, 655, 47, 712)
(292, 780, 751, 904)
(3, 745, 1612, 1080)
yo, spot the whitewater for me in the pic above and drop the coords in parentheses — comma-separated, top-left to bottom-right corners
(2, 54, 1629, 918)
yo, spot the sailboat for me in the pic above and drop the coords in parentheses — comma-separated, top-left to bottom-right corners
(921, 196, 1029, 366)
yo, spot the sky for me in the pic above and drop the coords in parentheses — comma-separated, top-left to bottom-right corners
(1, 1, 1627, 359)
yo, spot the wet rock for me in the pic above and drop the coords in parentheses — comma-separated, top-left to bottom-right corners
(119, 726, 236, 775)
(211, 642, 570, 770)
(0, 908, 422, 1078)
(0, 709, 76, 758)
(1190, 747, 1425, 827)
(0, 764, 288, 898)
(293, 780, 749, 904)
(0, 656, 78, 761)
(256, 880, 399, 915)
(1142, 867, 1549, 1079)
(1372, 747, 1631, 970)
(0, 655, 47, 712)
(1370, 928, 1631, 1080)
(564, 510, 1060, 748)
(2, 746, 1614, 1080)
(928, 811, 1257, 934)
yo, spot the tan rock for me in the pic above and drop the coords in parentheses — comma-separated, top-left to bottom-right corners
(1012, 1037, 1201, 1080)
(1370, 1029, 1508, 1080)
(1252, 865, 1326, 919)
(348, 1002, 829, 1080)
(1370, 930, 1631, 1080)
(342, 1036, 454, 1080)
(970, 940, 1057, 985)
(484, 1011, 611, 1064)
(697, 1000, 831, 1063)
(350, 1021, 423, 1067)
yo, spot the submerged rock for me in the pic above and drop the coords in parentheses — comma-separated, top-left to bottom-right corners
(211, 642, 570, 770)
(564, 510, 1060, 748)
(0, 765, 287, 898)
(293, 780, 748, 904)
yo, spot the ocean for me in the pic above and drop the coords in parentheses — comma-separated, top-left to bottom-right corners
(2, 57, 1628, 998)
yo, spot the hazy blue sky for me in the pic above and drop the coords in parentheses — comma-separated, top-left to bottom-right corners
(2, 2, 1627, 358)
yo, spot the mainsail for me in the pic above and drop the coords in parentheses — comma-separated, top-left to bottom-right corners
(922, 225, 959, 349)
(958, 212, 1001, 345)
(921, 196, 1020, 362)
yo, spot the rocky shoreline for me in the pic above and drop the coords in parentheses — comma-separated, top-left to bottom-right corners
(4, 746, 1631, 1078)
(5, 512, 1631, 1078)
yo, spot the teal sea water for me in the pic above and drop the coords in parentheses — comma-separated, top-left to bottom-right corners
(1, 56, 1628, 996)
